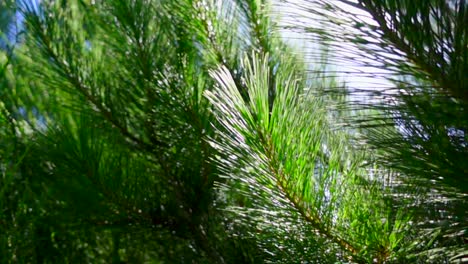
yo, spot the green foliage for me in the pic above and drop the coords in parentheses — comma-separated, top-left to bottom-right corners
(207, 51, 415, 263)
(0, 0, 466, 263)
(282, 0, 468, 261)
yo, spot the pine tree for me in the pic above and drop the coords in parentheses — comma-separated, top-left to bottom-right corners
(0, 0, 466, 263)
(281, 0, 468, 262)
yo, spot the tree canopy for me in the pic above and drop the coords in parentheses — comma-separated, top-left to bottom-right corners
(0, 0, 466, 263)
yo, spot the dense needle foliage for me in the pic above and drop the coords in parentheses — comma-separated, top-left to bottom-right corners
(0, 0, 466, 263)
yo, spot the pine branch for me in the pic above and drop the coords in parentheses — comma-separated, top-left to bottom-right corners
(26, 18, 168, 152)
(357, 0, 468, 101)
(207, 57, 391, 262)
(257, 130, 365, 263)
